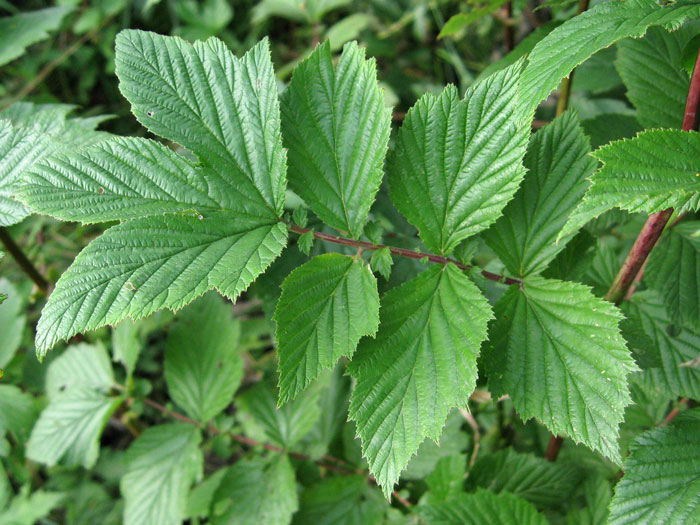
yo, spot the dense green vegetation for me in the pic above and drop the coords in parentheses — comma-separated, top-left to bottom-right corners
(1, 1, 700, 523)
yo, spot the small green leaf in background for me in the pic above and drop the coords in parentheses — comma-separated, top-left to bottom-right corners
(484, 111, 597, 277)
(438, 0, 509, 39)
(281, 41, 391, 238)
(26, 343, 122, 468)
(0, 6, 73, 66)
(0, 487, 65, 525)
(275, 253, 379, 403)
(237, 380, 321, 449)
(0, 385, 36, 444)
(483, 277, 638, 464)
(388, 62, 528, 255)
(293, 475, 387, 524)
(165, 292, 243, 422)
(418, 488, 549, 525)
(0, 278, 25, 368)
(565, 472, 612, 525)
(211, 455, 297, 525)
(561, 130, 700, 240)
(608, 408, 700, 524)
(646, 221, 700, 330)
(424, 455, 467, 504)
(616, 26, 694, 130)
(121, 424, 202, 525)
(465, 449, 581, 507)
(348, 264, 492, 494)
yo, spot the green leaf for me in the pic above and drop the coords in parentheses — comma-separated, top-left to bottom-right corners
(646, 221, 700, 330)
(281, 41, 391, 238)
(0, 278, 25, 368)
(0, 488, 65, 525)
(438, 0, 509, 39)
(465, 449, 581, 507)
(625, 291, 700, 400)
(0, 385, 36, 444)
(565, 472, 612, 525)
(580, 114, 643, 150)
(26, 344, 121, 468)
(388, 62, 528, 255)
(483, 112, 597, 277)
(20, 137, 231, 224)
(424, 455, 467, 504)
(34, 214, 287, 357)
(0, 7, 73, 66)
(211, 455, 298, 525)
(348, 264, 492, 495)
(483, 277, 638, 464)
(418, 489, 548, 525)
(186, 468, 227, 520)
(165, 293, 242, 422)
(518, 0, 700, 115)
(616, 26, 693, 130)
(370, 246, 393, 280)
(115, 30, 286, 219)
(275, 253, 379, 403)
(608, 408, 700, 524)
(121, 424, 202, 525)
(561, 130, 700, 240)
(294, 475, 387, 525)
(237, 380, 321, 448)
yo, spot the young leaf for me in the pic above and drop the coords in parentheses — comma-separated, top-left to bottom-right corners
(281, 41, 391, 238)
(115, 30, 286, 219)
(518, 0, 700, 115)
(483, 277, 638, 464)
(387, 62, 528, 255)
(465, 449, 581, 507)
(418, 489, 548, 525)
(165, 293, 243, 422)
(561, 130, 700, 240)
(275, 253, 379, 404)
(348, 264, 492, 495)
(483, 112, 597, 277)
(616, 26, 693, 130)
(608, 408, 700, 524)
(294, 475, 387, 524)
(645, 222, 700, 330)
(210, 455, 297, 525)
(121, 424, 202, 525)
(33, 214, 287, 357)
(26, 344, 122, 468)
(0, 7, 73, 66)
(626, 291, 700, 400)
(370, 246, 393, 280)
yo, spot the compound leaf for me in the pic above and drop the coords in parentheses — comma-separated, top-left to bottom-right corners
(35, 214, 287, 357)
(483, 277, 638, 464)
(388, 62, 528, 255)
(348, 264, 492, 495)
(518, 0, 700, 115)
(646, 222, 700, 330)
(275, 253, 379, 404)
(281, 41, 391, 238)
(165, 293, 243, 422)
(115, 30, 286, 219)
(418, 489, 548, 525)
(608, 408, 700, 524)
(561, 130, 700, 240)
(121, 423, 202, 525)
(484, 112, 596, 277)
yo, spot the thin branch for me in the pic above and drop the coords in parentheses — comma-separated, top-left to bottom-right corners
(661, 398, 689, 426)
(287, 223, 521, 286)
(459, 408, 481, 467)
(0, 227, 49, 292)
(545, 435, 564, 462)
(555, 0, 591, 116)
(503, 2, 515, 51)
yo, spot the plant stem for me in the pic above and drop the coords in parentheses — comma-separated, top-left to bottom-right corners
(287, 223, 521, 286)
(0, 227, 49, 292)
(545, 435, 564, 462)
(554, 0, 591, 117)
(604, 46, 700, 305)
(504, 2, 515, 51)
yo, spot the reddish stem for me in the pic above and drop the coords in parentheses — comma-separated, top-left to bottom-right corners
(288, 223, 521, 286)
(545, 436, 563, 462)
